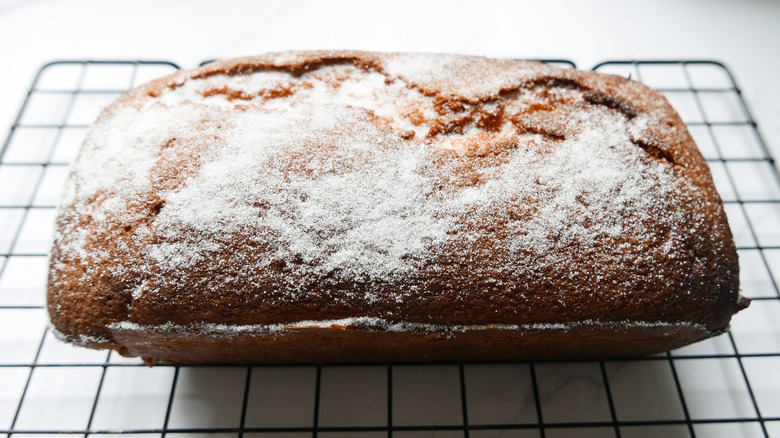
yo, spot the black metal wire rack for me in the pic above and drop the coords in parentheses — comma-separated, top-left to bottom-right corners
(1, 59, 778, 438)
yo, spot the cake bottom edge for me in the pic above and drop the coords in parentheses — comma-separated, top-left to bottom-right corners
(79, 320, 718, 365)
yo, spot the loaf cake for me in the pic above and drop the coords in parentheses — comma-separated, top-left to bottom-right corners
(47, 51, 748, 364)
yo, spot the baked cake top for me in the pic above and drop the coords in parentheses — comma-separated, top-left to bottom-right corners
(48, 52, 740, 344)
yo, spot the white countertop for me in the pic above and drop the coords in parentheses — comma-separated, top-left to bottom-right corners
(1, 0, 779, 161)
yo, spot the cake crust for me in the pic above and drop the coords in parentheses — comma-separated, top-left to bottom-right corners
(48, 51, 745, 364)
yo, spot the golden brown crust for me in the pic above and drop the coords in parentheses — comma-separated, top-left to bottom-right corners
(47, 51, 744, 364)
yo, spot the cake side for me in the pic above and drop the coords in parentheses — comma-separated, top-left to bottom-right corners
(107, 320, 713, 365)
(47, 51, 744, 362)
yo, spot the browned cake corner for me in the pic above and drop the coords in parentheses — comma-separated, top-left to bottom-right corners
(47, 51, 747, 364)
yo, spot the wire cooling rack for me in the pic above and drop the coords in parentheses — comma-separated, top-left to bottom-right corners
(1, 59, 779, 438)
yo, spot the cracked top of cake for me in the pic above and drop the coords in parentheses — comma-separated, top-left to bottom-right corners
(48, 51, 740, 344)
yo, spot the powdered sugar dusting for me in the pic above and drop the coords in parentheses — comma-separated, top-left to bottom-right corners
(145, 104, 450, 280)
(52, 52, 719, 331)
(499, 112, 675, 255)
(50, 325, 111, 346)
(108, 317, 707, 337)
(381, 52, 547, 98)
(159, 65, 438, 139)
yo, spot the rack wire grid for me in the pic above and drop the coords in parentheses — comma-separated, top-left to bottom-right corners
(0, 59, 779, 438)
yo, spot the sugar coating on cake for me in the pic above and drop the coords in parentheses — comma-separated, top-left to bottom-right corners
(47, 51, 743, 362)
(107, 318, 705, 337)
